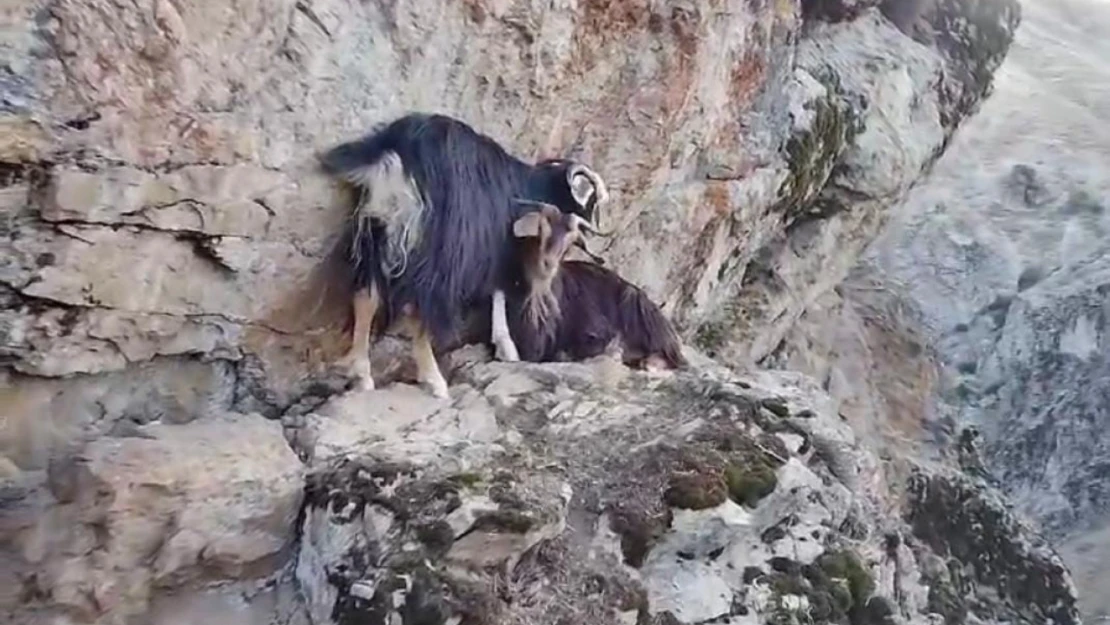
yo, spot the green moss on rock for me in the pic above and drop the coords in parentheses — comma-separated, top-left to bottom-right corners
(770, 571, 808, 596)
(693, 321, 728, 355)
(761, 397, 791, 417)
(763, 549, 878, 625)
(725, 460, 778, 507)
(664, 470, 728, 510)
(817, 549, 875, 608)
(775, 77, 861, 225)
(690, 298, 749, 358)
(446, 472, 484, 489)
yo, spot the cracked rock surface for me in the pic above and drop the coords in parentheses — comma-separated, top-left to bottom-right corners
(798, 0, 1110, 620)
(8, 352, 1077, 624)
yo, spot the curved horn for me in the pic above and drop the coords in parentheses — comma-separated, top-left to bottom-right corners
(569, 214, 593, 233)
(566, 163, 610, 206)
(571, 213, 609, 235)
(569, 213, 615, 238)
(512, 198, 560, 211)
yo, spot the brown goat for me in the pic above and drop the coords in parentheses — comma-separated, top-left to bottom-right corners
(491, 202, 687, 370)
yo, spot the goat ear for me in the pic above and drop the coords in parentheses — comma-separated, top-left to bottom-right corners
(513, 212, 544, 238)
(568, 172, 595, 207)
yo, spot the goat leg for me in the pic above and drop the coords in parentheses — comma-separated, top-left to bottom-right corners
(407, 313, 450, 399)
(491, 290, 521, 361)
(339, 286, 379, 391)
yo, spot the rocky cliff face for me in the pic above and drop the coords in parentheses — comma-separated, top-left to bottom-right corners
(0, 0, 1062, 624)
(835, 0, 1110, 620)
(2, 0, 1018, 454)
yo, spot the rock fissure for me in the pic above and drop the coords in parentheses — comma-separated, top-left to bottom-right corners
(1, 277, 299, 338)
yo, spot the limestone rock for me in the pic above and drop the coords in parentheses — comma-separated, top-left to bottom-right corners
(800, 0, 885, 24)
(0, 349, 1077, 624)
(824, 0, 1108, 618)
(300, 382, 502, 467)
(907, 469, 1081, 625)
(0, 414, 305, 624)
(0, 116, 51, 162)
(289, 357, 1076, 625)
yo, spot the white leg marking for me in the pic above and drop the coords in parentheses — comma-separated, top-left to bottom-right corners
(491, 290, 521, 362)
(341, 352, 374, 391)
(642, 354, 671, 377)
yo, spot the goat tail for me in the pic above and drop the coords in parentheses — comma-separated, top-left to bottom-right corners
(320, 133, 395, 185)
(620, 287, 688, 370)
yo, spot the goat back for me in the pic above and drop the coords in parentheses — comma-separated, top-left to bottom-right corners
(560, 261, 687, 369)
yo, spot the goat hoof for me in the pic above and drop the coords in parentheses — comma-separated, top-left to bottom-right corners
(338, 355, 374, 390)
(495, 341, 521, 363)
(427, 383, 450, 399)
(641, 355, 671, 377)
(421, 376, 450, 399)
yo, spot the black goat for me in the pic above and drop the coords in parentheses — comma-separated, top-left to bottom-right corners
(320, 113, 610, 397)
(492, 202, 687, 370)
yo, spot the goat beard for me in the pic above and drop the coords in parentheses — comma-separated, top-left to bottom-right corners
(522, 286, 560, 340)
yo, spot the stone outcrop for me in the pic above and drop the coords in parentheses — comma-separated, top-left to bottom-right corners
(907, 467, 1081, 625)
(8, 350, 1077, 624)
(822, 0, 1108, 619)
(1, 413, 305, 624)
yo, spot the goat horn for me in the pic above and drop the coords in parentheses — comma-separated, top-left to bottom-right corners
(512, 198, 559, 211)
(570, 214, 616, 238)
(570, 214, 615, 238)
(567, 164, 610, 206)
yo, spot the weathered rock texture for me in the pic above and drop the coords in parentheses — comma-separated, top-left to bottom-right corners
(261, 357, 1085, 625)
(3, 0, 1018, 466)
(0, 0, 1044, 623)
(1, 413, 305, 624)
(806, 0, 1110, 620)
(3, 350, 1081, 625)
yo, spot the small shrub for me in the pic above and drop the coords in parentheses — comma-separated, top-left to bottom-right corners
(725, 461, 778, 507)
(446, 472, 484, 488)
(664, 470, 728, 510)
(818, 550, 875, 606)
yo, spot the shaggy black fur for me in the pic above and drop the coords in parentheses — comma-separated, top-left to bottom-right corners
(321, 113, 603, 347)
(503, 260, 687, 369)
